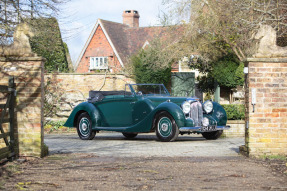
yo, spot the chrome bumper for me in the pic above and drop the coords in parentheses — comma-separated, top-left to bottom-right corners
(179, 125, 230, 133)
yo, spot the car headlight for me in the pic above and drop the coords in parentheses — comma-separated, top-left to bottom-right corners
(203, 100, 213, 114)
(181, 101, 191, 114)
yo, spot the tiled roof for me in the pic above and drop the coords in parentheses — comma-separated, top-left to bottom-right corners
(100, 19, 180, 66)
(127, 26, 172, 55)
(100, 20, 130, 64)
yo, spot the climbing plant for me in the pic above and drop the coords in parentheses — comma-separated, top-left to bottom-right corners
(29, 17, 70, 73)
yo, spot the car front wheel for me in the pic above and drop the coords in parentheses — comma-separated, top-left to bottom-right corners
(202, 130, 223, 140)
(155, 111, 179, 142)
(77, 112, 95, 140)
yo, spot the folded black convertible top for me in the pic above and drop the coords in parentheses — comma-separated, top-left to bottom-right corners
(88, 91, 132, 102)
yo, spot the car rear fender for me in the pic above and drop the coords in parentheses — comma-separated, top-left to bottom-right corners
(64, 102, 101, 129)
(152, 102, 185, 128)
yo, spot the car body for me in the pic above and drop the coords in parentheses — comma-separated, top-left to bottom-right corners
(64, 84, 230, 142)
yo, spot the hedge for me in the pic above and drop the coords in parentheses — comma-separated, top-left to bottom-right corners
(222, 104, 245, 120)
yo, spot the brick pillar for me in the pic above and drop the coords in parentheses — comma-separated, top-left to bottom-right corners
(242, 58, 287, 157)
(0, 57, 45, 157)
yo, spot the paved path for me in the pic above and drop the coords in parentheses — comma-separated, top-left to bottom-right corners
(45, 132, 244, 157)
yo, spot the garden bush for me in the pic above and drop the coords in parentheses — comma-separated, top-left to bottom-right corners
(44, 121, 69, 133)
(222, 104, 245, 120)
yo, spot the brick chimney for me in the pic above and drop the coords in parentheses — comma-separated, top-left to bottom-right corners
(122, 10, 140, 28)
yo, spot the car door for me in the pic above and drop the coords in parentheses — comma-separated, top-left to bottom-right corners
(96, 95, 137, 127)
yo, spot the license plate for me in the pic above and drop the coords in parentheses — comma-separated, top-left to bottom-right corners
(201, 126, 217, 132)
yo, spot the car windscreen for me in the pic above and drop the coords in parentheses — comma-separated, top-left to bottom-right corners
(130, 84, 170, 96)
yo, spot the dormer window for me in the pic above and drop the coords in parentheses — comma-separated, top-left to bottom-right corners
(90, 57, 108, 70)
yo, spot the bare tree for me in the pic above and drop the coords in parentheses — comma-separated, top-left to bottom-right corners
(163, 0, 287, 61)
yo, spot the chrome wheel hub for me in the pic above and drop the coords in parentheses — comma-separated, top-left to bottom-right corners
(81, 123, 88, 131)
(161, 123, 168, 132)
(158, 117, 172, 137)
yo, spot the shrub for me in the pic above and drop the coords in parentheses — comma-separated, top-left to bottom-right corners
(44, 121, 67, 133)
(195, 54, 244, 94)
(222, 104, 245, 120)
(131, 39, 173, 88)
(211, 60, 244, 88)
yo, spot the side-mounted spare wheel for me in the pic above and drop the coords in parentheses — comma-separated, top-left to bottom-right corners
(155, 111, 179, 142)
(77, 112, 96, 140)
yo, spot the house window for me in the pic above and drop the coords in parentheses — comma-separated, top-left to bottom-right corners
(90, 57, 108, 70)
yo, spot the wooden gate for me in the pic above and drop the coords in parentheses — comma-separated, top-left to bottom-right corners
(0, 77, 16, 161)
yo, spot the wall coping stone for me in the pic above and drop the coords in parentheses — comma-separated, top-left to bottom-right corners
(0, 57, 45, 62)
(46, 73, 127, 76)
(227, 120, 245, 124)
(247, 57, 287, 63)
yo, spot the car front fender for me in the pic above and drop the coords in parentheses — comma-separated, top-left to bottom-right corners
(153, 102, 185, 128)
(211, 102, 228, 126)
(64, 102, 101, 129)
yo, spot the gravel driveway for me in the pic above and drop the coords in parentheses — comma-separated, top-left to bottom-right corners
(2, 133, 287, 190)
(45, 132, 244, 157)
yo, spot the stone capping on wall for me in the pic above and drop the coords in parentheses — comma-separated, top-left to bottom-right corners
(247, 57, 287, 63)
(227, 120, 245, 124)
(0, 57, 45, 62)
(50, 72, 132, 76)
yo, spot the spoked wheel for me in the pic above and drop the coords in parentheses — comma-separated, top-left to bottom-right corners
(77, 112, 95, 140)
(202, 130, 223, 140)
(155, 111, 179, 142)
(122, 132, 138, 139)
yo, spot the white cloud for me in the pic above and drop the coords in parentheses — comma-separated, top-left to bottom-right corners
(57, 0, 164, 64)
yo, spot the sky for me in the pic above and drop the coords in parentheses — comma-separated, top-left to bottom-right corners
(58, 0, 165, 64)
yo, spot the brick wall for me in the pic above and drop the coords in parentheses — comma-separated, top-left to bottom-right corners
(45, 73, 135, 121)
(76, 25, 122, 73)
(0, 57, 45, 157)
(243, 58, 287, 156)
(222, 120, 245, 137)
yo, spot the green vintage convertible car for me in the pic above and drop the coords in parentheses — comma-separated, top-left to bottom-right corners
(64, 84, 230, 142)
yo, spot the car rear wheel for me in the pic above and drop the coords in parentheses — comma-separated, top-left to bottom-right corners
(122, 132, 138, 139)
(77, 112, 95, 140)
(202, 130, 223, 140)
(155, 111, 179, 142)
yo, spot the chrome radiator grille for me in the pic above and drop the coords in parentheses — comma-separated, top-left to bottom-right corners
(190, 101, 203, 127)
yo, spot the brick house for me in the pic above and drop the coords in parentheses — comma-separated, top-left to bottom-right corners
(75, 10, 179, 73)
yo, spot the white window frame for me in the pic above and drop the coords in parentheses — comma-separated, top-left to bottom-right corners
(89, 57, 108, 70)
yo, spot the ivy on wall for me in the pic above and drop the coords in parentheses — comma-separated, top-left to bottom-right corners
(29, 17, 70, 73)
